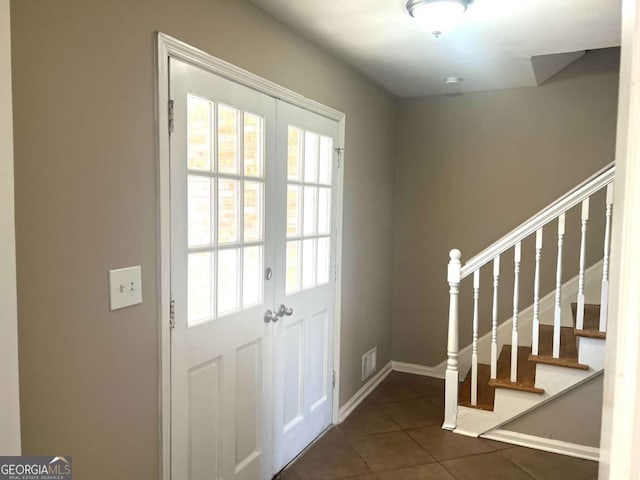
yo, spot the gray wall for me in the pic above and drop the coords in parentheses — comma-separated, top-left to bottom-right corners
(503, 374, 604, 447)
(392, 48, 620, 366)
(0, 0, 21, 455)
(10, 1, 395, 478)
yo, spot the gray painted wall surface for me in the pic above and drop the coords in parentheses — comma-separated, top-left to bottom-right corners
(503, 374, 604, 447)
(392, 48, 620, 366)
(0, 0, 21, 455)
(10, 1, 621, 474)
(10, 1, 395, 478)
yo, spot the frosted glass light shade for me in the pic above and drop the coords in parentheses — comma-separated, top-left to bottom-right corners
(408, 0, 468, 36)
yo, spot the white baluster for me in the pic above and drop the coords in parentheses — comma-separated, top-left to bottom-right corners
(532, 229, 543, 356)
(443, 249, 461, 430)
(491, 256, 500, 379)
(577, 198, 590, 330)
(511, 242, 521, 383)
(471, 270, 480, 406)
(553, 213, 566, 358)
(600, 183, 614, 332)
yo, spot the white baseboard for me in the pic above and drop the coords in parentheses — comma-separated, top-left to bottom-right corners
(336, 361, 392, 423)
(481, 429, 600, 462)
(391, 361, 445, 379)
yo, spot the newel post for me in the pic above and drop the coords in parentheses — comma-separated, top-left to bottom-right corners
(443, 249, 461, 430)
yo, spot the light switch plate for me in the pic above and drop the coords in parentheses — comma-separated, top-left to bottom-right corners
(109, 266, 142, 311)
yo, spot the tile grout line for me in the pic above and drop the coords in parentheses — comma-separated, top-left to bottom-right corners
(283, 372, 597, 480)
(335, 425, 378, 477)
(357, 376, 518, 479)
(370, 402, 403, 432)
(495, 448, 539, 480)
(336, 374, 430, 478)
(340, 393, 440, 477)
(343, 375, 451, 478)
(439, 459, 465, 480)
(438, 450, 538, 480)
(401, 422, 441, 463)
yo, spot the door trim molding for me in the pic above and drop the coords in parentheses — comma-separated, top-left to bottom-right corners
(155, 32, 346, 480)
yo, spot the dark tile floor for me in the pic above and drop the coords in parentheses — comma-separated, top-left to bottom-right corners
(277, 372, 598, 480)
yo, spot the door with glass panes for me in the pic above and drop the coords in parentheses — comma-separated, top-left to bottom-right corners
(170, 58, 340, 479)
(272, 101, 339, 473)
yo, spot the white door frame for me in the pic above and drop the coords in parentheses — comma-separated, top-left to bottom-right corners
(0, 0, 21, 456)
(155, 32, 346, 480)
(599, 0, 640, 478)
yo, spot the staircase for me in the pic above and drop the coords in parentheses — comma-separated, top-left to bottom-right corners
(443, 163, 614, 443)
(458, 303, 603, 410)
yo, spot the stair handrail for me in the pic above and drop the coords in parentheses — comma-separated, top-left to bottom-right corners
(460, 162, 615, 280)
(443, 161, 616, 432)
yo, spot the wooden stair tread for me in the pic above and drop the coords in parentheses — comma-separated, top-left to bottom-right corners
(529, 325, 589, 370)
(572, 303, 606, 339)
(488, 345, 544, 394)
(459, 363, 495, 411)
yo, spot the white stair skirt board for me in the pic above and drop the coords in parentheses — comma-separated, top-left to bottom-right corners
(391, 361, 445, 379)
(337, 362, 392, 423)
(454, 367, 605, 437)
(432, 260, 604, 380)
(481, 429, 600, 462)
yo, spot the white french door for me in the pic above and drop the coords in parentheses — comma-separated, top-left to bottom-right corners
(272, 101, 339, 472)
(169, 58, 339, 480)
(170, 58, 276, 480)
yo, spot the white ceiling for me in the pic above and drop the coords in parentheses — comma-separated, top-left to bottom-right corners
(250, 0, 622, 97)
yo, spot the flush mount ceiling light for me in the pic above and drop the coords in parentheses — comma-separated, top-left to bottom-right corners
(406, 0, 469, 38)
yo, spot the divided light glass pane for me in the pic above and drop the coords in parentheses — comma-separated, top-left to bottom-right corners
(319, 135, 333, 185)
(286, 240, 301, 294)
(217, 248, 239, 315)
(188, 252, 213, 326)
(244, 181, 263, 242)
(287, 185, 301, 238)
(302, 238, 316, 289)
(303, 186, 317, 237)
(187, 95, 211, 171)
(244, 113, 263, 177)
(318, 187, 331, 235)
(188, 176, 212, 247)
(317, 237, 330, 285)
(218, 178, 239, 244)
(304, 131, 319, 183)
(288, 126, 302, 181)
(243, 246, 263, 308)
(218, 104, 239, 174)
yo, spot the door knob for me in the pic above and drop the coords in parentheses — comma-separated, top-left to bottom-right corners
(276, 304, 294, 317)
(264, 305, 293, 323)
(264, 309, 279, 323)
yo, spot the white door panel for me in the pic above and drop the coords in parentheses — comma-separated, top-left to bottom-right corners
(273, 101, 339, 472)
(170, 59, 276, 480)
(170, 59, 339, 479)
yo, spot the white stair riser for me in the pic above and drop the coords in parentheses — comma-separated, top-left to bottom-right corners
(578, 337, 606, 370)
